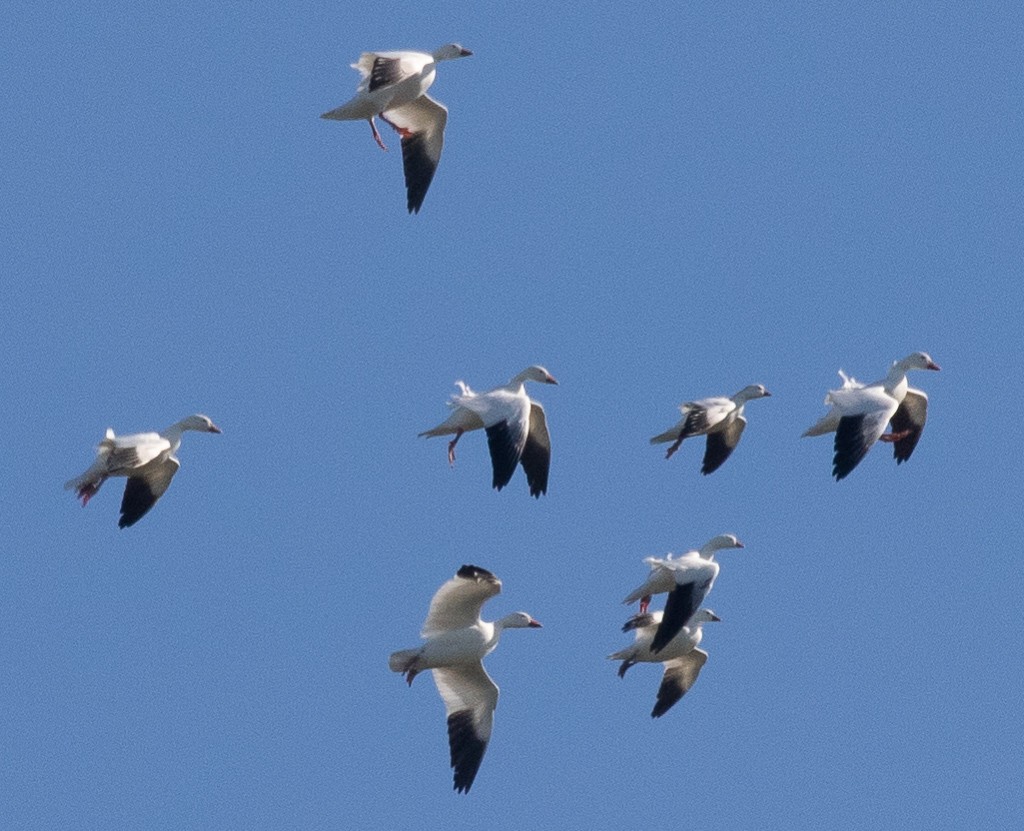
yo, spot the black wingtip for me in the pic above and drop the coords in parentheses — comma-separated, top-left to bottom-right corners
(447, 710, 486, 794)
(456, 565, 496, 581)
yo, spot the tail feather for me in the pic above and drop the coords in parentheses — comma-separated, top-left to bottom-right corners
(388, 649, 419, 673)
(649, 427, 681, 445)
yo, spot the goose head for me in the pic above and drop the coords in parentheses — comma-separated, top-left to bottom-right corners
(496, 611, 543, 630)
(699, 534, 744, 556)
(179, 414, 222, 434)
(734, 383, 772, 402)
(433, 43, 473, 61)
(896, 351, 941, 372)
(512, 365, 558, 386)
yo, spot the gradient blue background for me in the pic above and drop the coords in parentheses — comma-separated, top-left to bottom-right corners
(3, 2, 1021, 828)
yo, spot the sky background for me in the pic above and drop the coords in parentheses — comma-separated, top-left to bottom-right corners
(2, 2, 1022, 828)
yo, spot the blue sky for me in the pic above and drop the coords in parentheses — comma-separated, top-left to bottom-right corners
(3, 2, 1022, 828)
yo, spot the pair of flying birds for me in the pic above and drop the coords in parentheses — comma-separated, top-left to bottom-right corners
(390, 534, 743, 792)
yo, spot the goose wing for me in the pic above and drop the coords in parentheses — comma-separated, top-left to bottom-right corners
(432, 663, 499, 793)
(119, 456, 180, 528)
(422, 565, 502, 636)
(519, 402, 552, 497)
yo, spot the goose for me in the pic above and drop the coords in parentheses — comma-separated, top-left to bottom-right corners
(650, 384, 771, 474)
(419, 366, 558, 497)
(802, 352, 940, 480)
(609, 608, 721, 718)
(389, 565, 542, 793)
(622, 534, 743, 652)
(321, 43, 472, 213)
(64, 414, 221, 528)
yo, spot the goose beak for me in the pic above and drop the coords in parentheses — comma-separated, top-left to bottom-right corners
(927, 361, 941, 371)
(528, 619, 543, 628)
(708, 612, 722, 622)
(546, 375, 559, 385)
(209, 424, 223, 434)
(460, 48, 473, 57)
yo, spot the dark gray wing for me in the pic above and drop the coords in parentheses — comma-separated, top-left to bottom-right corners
(701, 416, 746, 475)
(381, 95, 448, 213)
(890, 389, 928, 464)
(433, 665, 497, 794)
(832, 410, 890, 480)
(622, 612, 657, 633)
(519, 403, 551, 498)
(652, 650, 709, 718)
(679, 405, 710, 438)
(651, 581, 699, 654)
(368, 56, 405, 91)
(484, 416, 528, 492)
(446, 709, 488, 794)
(118, 457, 179, 528)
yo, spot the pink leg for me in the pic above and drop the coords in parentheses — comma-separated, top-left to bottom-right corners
(639, 595, 652, 615)
(880, 430, 911, 443)
(369, 117, 387, 151)
(447, 429, 464, 466)
(78, 478, 105, 507)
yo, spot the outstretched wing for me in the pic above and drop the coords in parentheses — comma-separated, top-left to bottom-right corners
(702, 416, 746, 475)
(519, 403, 552, 497)
(422, 565, 502, 636)
(889, 388, 928, 464)
(652, 649, 709, 718)
(381, 95, 448, 213)
(432, 664, 499, 793)
(119, 456, 180, 528)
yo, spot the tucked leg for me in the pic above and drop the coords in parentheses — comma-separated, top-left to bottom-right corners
(368, 116, 387, 151)
(447, 429, 464, 466)
(665, 437, 684, 460)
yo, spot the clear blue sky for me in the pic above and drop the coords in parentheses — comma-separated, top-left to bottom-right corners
(3, 2, 1022, 828)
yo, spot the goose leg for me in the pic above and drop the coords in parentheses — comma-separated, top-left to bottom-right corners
(447, 429, 464, 466)
(369, 116, 387, 151)
(77, 478, 105, 507)
(665, 437, 684, 460)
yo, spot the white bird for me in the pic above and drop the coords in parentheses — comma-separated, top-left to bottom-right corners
(419, 366, 558, 497)
(320, 43, 473, 213)
(389, 565, 542, 793)
(64, 414, 222, 528)
(622, 534, 743, 653)
(650, 384, 771, 473)
(802, 351, 940, 480)
(609, 608, 721, 718)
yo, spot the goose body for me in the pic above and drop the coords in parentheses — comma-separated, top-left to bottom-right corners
(610, 608, 721, 718)
(419, 366, 558, 497)
(389, 565, 541, 793)
(622, 534, 743, 652)
(651, 384, 771, 473)
(64, 414, 221, 528)
(803, 352, 940, 480)
(321, 43, 472, 213)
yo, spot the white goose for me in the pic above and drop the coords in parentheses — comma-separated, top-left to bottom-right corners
(321, 43, 472, 213)
(389, 565, 542, 793)
(64, 414, 221, 528)
(609, 608, 721, 718)
(622, 534, 743, 653)
(650, 384, 771, 473)
(419, 366, 558, 497)
(802, 351, 940, 480)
